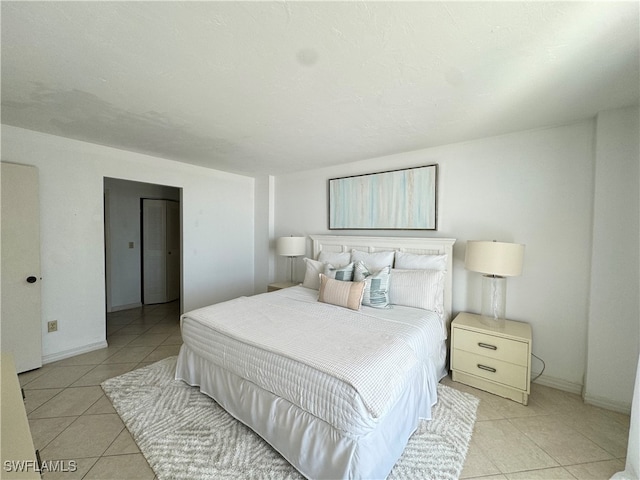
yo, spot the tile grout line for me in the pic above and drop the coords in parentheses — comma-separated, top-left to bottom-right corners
(503, 415, 614, 471)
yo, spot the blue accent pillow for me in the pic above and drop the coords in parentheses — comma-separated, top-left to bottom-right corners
(323, 262, 355, 281)
(354, 261, 391, 308)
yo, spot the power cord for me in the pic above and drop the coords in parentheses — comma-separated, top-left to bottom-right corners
(531, 353, 546, 382)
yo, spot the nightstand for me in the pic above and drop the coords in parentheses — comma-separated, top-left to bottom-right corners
(1, 354, 40, 479)
(267, 282, 297, 292)
(451, 312, 532, 405)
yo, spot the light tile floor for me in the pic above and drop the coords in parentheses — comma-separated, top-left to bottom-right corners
(19, 301, 629, 480)
(440, 377, 630, 479)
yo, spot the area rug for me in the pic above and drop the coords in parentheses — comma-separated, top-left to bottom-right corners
(102, 356, 479, 480)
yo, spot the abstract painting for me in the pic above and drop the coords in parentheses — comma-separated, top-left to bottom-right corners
(329, 164, 437, 230)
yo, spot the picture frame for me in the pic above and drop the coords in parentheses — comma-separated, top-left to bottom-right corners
(328, 164, 438, 230)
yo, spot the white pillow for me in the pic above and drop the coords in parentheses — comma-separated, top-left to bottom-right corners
(389, 268, 445, 315)
(318, 251, 351, 268)
(302, 258, 323, 290)
(323, 262, 355, 281)
(354, 261, 391, 308)
(318, 274, 365, 311)
(351, 249, 395, 271)
(395, 252, 447, 271)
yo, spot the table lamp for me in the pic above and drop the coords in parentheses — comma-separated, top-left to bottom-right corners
(276, 236, 306, 283)
(465, 240, 525, 322)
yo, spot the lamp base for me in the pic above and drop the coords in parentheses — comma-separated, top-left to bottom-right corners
(288, 256, 297, 284)
(481, 275, 507, 325)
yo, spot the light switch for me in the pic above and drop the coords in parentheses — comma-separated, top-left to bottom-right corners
(129, 242, 134, 249)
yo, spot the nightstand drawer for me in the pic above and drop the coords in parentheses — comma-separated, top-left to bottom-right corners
(452, 349, 528, 390)
(454, 328, 529, 366)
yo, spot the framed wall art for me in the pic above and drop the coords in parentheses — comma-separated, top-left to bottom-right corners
(328, 164, 438, 230)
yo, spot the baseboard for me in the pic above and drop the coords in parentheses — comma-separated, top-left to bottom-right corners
(532, 373, 583, 395)
(42, 340, 109, 365)
(533, 374, 632, 414)
(583, 393, 632, 415)
(108, 302, 142, 313)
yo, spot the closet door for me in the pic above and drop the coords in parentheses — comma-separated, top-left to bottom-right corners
(1, 162, 42, 373)
(142, 199, 167, 304)
(142, 199, 180, 304)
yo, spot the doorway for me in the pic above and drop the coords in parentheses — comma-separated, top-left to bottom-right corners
(103, 178, 181, 313)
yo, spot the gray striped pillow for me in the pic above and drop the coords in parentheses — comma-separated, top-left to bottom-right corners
(354, 261, 391, 309)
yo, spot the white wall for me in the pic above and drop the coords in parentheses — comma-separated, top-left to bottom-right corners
(585, 105, 640, 412)
(253, 174, 275, 293)
(275, 120, 598, 394)
(1, 125, 255, 363)
(104, 178, 180, 311)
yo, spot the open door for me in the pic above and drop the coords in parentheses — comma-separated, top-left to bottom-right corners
(1, 162, 43, 373)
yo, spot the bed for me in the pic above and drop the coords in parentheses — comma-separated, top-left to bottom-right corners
(175, 235, 456, 479)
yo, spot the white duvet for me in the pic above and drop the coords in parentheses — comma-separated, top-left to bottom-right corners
(179, 286, 445, 435)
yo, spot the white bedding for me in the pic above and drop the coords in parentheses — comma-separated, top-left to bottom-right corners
(176, 285, 448, 478)
(179, 286, 445, 435)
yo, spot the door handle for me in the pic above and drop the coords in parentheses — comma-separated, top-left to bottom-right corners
(26, 276, 38, 283)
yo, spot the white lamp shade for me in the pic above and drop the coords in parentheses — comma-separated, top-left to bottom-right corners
(465, 240, 525, 277)
(276, 236, 306, 257)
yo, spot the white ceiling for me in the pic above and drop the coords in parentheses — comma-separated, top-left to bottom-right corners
(2, 1, 638, 176)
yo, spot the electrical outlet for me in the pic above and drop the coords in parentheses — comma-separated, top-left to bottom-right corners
(47, 320, 58, 332)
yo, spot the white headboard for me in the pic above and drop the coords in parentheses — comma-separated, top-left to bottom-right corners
(309, 235, 456, 321)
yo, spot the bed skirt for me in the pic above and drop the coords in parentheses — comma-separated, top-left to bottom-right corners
(175, 344, 436, 479)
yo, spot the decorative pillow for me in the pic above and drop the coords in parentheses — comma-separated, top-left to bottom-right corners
(394, 252, 447, 271)
(318, 274, 365, 311)
(301, 258, 324, 290)
(354, 261, 391, 308)
(318, 251, 351, 268)
(351, 249, 395, 271)
(323, 262, 355, 281)
(388, 269, 445, 314)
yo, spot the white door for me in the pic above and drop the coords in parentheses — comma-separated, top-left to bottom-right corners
(1, 162, 43, 373)
(142, 199, 167, 305)
(165, 200, 180, 302)
(142, 199, 180, 304)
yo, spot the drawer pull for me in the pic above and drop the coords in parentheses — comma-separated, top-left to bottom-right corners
(477, 364, 497, 373)
(478, 342, 497, 350)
